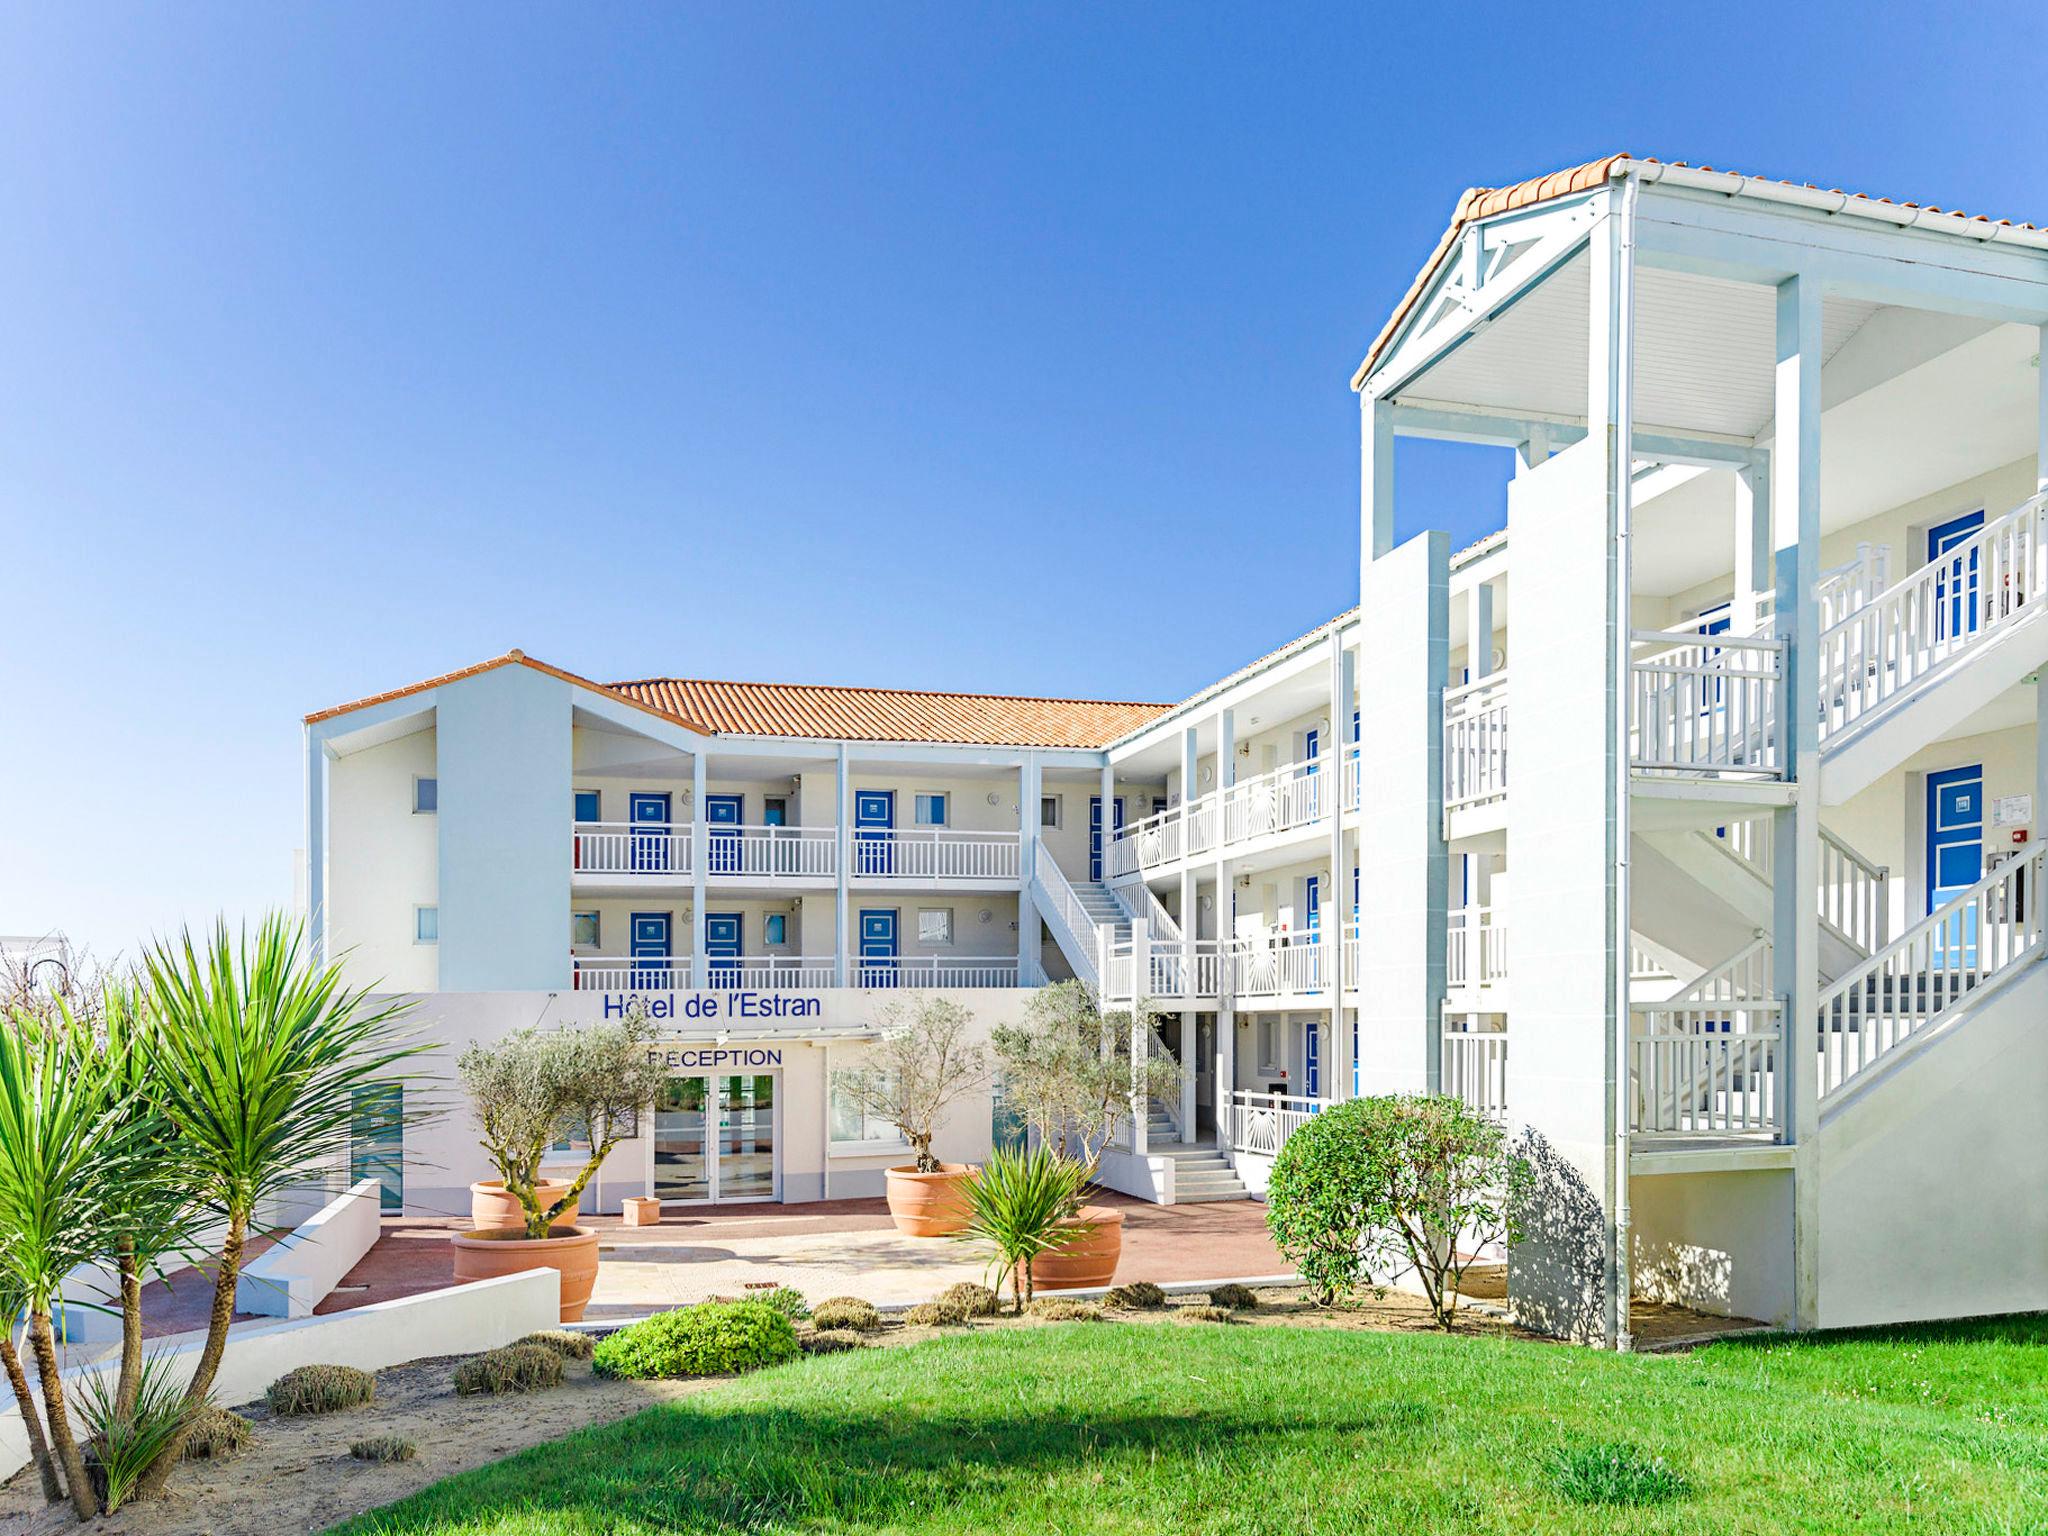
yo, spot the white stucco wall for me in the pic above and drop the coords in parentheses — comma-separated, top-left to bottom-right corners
(326, 725, 438, 993)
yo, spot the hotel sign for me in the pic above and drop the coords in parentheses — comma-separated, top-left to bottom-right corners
(601, 992, 823, 1021)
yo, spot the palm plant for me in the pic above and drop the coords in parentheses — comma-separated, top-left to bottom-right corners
(957, 1144, 1093, 1313)
(130, 916, 423, 1495)
(0, 1272, 64, 1505)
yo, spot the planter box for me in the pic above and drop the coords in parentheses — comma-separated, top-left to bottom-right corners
(623, 1196, 663, 1227)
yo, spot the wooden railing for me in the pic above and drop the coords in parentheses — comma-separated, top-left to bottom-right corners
(1032, 841, 1109, 991)
(1442, 671, 1509, 812)
(569, 954, 1020, 991)
(1222, 1088, 1325, 1157)
(1231, 932, 1331, 998)
(1110, 751, 1335, 878)
(1630, 937, 1783, 1138)
(1446, 906, 1507, 990)
(699, 824, 836, 879)
(851, 828, 1020, 881)
(572, 821, 693, 877)
(1629, 630, 1785, 777)
(1441, 1024, 1508, 1119)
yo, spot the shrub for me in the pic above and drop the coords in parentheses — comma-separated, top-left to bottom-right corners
(1208, 1283, 1259, 1311)
(809, 1297, 883, 1333)
(1025, 1297, 1101, 1322)
(1106, 1281, 1167, 1310)
(1265, 1094, 1531, 1325)
(1174, 1304, 1237, 1324)
(957, 1144, 1092, 1313)
(753, 1286, 809, 1321)
(181, 1406, 253, 1461)
(453, 1344, 564, 1396)
(937, 1282, 999, 1317)
(593, 1301, 800, 1379)
(801, 1329, 869, 1355)
(904, 1299, 968, 1327)
(1546, 1443, 1690, 1506)
(517, 1328, 594, 1360)
(349, 1435, 417, 1464)
(73, 1354, 188, 1512)
(267, 1364, 375, 1417)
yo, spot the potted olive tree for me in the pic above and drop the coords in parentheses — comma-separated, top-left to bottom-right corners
(989, 981, 1179, 1289)
(839, 995, 991, 1236)
(453, 1006, 668, 1320)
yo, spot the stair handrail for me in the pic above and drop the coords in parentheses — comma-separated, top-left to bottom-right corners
(1814, 541, 1890, 630)
(1031, 839, 1108, 991)
(1145, 1021, 1183, 1140)
(1643, 933, 1774, 1010)
(1818, 490, 2048, 742)
(1113, 880, 1183, 945)
(1817, 839, 2047, 1098)
(1817, 825, 1891, 957)
(1630, 934, 1784, 1138)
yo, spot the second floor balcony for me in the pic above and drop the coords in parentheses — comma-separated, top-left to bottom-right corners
(570, 953, 1023, 991)
(571, 822, 1023, 887)
(1108, 750, 1363, 881)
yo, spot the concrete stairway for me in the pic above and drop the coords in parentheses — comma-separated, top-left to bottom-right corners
(1162, 1140, 1250, 1203)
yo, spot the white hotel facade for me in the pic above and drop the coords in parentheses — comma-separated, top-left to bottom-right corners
(308, 155, 2048, 1345)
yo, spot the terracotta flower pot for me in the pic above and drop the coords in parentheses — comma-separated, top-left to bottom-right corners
(1030, 1206, 1125, 1292)
(884, 1163, 979, 1237)
(469, 1179, 580, 1232)
(450, 1225, 602, 1322)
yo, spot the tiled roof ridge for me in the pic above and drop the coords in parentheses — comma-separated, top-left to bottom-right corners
(604, 674, 1173, 710)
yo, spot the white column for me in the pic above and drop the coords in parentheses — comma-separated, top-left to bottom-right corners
(1466, 581, 1495, 681)
(1327, 631, 1350, 1099)
(304, 729, 327, 966)
(1361, 392, 1396, 564)
(1099, 759, 1115, 883)
(691, 751, 708, 983)
(1213, 706, 1236, 1133)
(2037, 322, 2048, 496)
(1130, 919, 1151, 1158)
(1733, 458, 1772, 635)
(1772, 271, 1824, 1333)
(1180, 722, 1199, 997)
(834, 745, 850, 986)
(1018, 754, 1041, 983)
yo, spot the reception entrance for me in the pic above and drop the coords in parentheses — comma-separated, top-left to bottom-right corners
(652, 1072, 780, 1204)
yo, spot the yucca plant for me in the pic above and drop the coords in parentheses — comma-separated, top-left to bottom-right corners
(129, 916, 424, 1498)
(957, 1144, 1093, 1313)
(72, 1353, 189, 1513)
(0, 1274, 64, 1505)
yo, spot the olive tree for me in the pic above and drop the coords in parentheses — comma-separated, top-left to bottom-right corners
(989, 980, 1180, 1173)
(459, 1005, 670, 1238)
(1265, 1094, 1531, 1326)
(836, 995, 990, 1171)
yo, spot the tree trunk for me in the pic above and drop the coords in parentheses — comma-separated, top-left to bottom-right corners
(115, 1241, 143, 1420)
(0, 1328, 62, 1504)
(28, 1310, 96, 1519)
(131, 1211, 247, 1501)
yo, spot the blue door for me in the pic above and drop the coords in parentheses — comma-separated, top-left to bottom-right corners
(1305, 1019, 1320, 1097)
(1929, 510, 1986, 642)
(705, 794, 744, 875)
(703, 912, 742, 985)
(855, 791, 895, 876)
(1304, 874, 1322, 988)
(630, 911, 673, 986)
(1927, 765, 1984, 967)
(859, 909, 898, 986)
(350, 1086, 405, 1213)
(1088, 796, 1124, 882)
(629, 792, 674, 873)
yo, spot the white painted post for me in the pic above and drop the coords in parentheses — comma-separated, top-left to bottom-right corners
(691, 751, 708, 986)
(304, 729, 327, 967)
(1131, 918, 1151, 1158)
(1327, 629, 1349, 1100)
(834, 746, 850, 987)
(1772, 272, 1824, 1334)
(1018, 754, 1040, 984)
(1467, 580, 1494, 681)
(1214, 705, 1236, 1134)
(1734, 459, 1772, 635)
(1099, 760, 1115, 883)
(2037, 322, 2048, 497)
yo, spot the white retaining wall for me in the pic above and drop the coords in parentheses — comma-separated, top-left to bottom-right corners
(235, 1178, 385, 1319)
(0, 1269, 558, 1483)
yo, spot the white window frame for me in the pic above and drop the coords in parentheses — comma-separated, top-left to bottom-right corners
(914, 792, 949, 827)
(917, 907, 954, 945)
(1257, 1019, 1278, 1075)
(1040, 794, 1063, 830)
(413, 776, 438, 815)
(414, 905, 439, 945)
(828, 1068, 912, 1155)
(571, 910, 601, 948)
(764, 913, 789, 947)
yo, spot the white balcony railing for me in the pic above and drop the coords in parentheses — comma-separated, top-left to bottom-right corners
(851, 828, 1021, 881)
(573, 821, 693, 877)
(699, 824, 837, 879)
(1441, 1024, 1508, 1119)
(1446, 906, 1507, 990)
(1111, 750, 1343, 880)
(1629, 938, 1784, 1138)
(1231, 931, 1332, 999)
(569, 954, 1020, 991)
(1442, 671, 1508, 813)
(1629, 630, 1785, 777)
(1222, 1088, 1326, 1158)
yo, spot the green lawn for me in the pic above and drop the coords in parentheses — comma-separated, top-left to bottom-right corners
(336, 1315, 2048, 1534)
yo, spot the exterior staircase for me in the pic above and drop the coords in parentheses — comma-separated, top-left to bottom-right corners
(1156, 1135, 1250, 1202)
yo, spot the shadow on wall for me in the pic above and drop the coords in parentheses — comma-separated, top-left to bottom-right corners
(1631, 1237, 1735, 1316)
(1505, 1129, 1605, 1343)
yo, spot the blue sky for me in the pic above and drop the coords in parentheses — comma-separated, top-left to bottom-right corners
(3, 2, 2043, 956)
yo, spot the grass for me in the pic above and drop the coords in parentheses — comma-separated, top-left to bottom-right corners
(331, 1314, 2048, 1534)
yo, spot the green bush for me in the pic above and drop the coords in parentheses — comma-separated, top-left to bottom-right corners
(904, 1299, 968, 1327)
(809, 1297, 883, 1333)
(752, 1286, 809, 1321)
(267, 1364, 375, 1417)
(349, 1435, 418, 1464)
(181, 1406, 254, 1461)
(453, 1344, 564, 1396)
(1265, 1094, 1530, 1324)
(800, 1329, 869, 1355)
(937, 1282, 999, 1317)
(1208, 1283, 1259, 1311)
(1105, 1281, 1167, 1310)
(593, 1301, 800, 1379)
(1174, 1304, 1237, 1324)
(74, 1355, 188, 1511)
(1025, 1297, 1101, 1322)
(1546, 1443, 1690, 1506)
(516, 1328, 595, 1360)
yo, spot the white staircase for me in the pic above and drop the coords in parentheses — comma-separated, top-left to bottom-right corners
(1160, 1139, 1250, 1202)
(1031, 840, 1128, 991)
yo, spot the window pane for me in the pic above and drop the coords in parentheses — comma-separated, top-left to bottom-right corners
(1040, 795, 1060, 828)
(765, 914, 787, 945)
(918, 909, 952, 944)
(571, 911, 600, 946)
(915, 793, 948, 826)
(414, 777, 438, 814)
(573, 790, 600, 822)
(416, 906, 439, 943)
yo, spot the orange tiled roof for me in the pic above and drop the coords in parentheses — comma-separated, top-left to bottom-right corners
(1353, 155, 2048, 388)
(608, 677, 1171, 748)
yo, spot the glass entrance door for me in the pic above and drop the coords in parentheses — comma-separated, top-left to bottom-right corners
(651, 1073, 778, 1204)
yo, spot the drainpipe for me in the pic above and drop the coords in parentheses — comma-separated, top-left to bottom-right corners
(1609, 169, 1641, 1353)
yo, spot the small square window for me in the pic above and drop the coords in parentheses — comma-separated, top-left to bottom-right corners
(414, 906, 439, 944)
(413, 777, 438, 814)
(573, 789, 600, 823)
(1039, 795, 1062, 829)
(914, 793, 949, 827)
(918, 908, 953, 945)
(571, 911, 600, 947)
(764, 913, 788, 946)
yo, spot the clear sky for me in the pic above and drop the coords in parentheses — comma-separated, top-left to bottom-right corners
(3, 2, 2043, 958)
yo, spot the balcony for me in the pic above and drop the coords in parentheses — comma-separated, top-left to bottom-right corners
(1441, 1021, 1508, 1119)
(1442, 671, 1508, 818)
(1221, 1088, 1327, 1159)
(1231, 930, 1335, 1000)
(570, 954, 1022, 991)
(1628, 629, 1785, 779)
(1445, 906, 1507, 998)
(571, 822, 1021, 886)
(1108, 750, 1358, 881)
